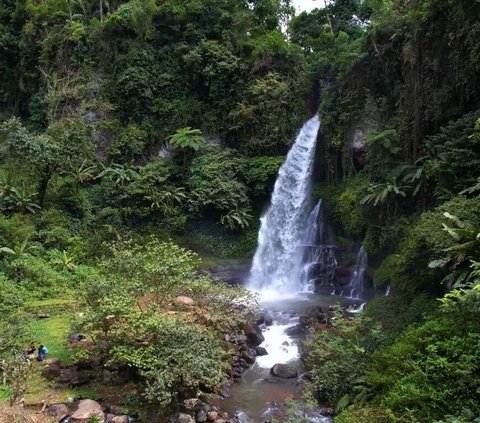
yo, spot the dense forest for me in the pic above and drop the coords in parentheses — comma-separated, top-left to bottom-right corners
(0, 0, 479, 422)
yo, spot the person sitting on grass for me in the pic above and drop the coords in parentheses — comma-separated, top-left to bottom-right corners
(37, 345, 48, 362)
(26, 341, 36, 355)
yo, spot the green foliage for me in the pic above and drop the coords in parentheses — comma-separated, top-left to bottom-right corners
(220, 209, 253, 232)
(391, 196, 480, 294)
(101, 238, 200, 304)
(428, 212, 480, 286)
(244, 156, 284, 197)
(111, 314, 227, 407)
(188, 146, 250, 217)
(75, 237, 256, 406)
(373, 255, 399, 288)
(424, 111, 480, 196)
(364, 310, 480, 421)
(335, 407, 394, 423)
(302, 312, 383, 406)
(167, 127, 204, 151)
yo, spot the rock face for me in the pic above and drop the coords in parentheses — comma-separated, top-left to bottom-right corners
(270, 363, 298, 379)
(242, 323, 265, 347)
(70, 399, 104, 422)
(46, 403, 69, 421)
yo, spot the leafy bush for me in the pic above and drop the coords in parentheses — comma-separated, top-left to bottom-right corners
(373, 255, 399, 288)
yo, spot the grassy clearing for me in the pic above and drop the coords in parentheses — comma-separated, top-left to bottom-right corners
(30, 314, 73, 363)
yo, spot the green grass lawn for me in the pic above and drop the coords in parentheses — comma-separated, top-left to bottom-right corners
(30, 314, 73, 363)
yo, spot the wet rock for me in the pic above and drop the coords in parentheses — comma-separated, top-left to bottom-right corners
(184, 398, 201, 411)
(239, 359, 249, 369)
(46, 403, 69, 421)
(42, 365, 61, 381)
(257, 312, 273, 326)
(254, 346, 268, 356)
(270, 364, 298, 379)
(242, 323, 265, 347)
(241, 349, 256, 364)
(196, 409, 208, 422)
(285, 324, 304, 337)
(219, 388, 232, 399)
(112, 416, 129, 423)
(207, 411, 218, 421)
(199, 403, 211, 413)
(319, 408, 334, 416)
(299, 306, 325, 327)
(214, 420, 225, 423)
(70, 399, 104, 422)
(175, 413, 195, 423)
(236, 335, 247, 343)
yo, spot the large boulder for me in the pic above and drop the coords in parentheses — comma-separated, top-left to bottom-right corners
(241, 349, 255, 365)
(174, 413, 195, 423)
(42, 365, 61, 381)
(270, 364, 298, 379)
(299, 306, 325, 327)
(196, 410, 208, 423)
(45, 403, 69, 421)
(70, 399, 104, 422)
(254, 346, 268, 356)
(285, 325, 304, 337)
(242, 323, 264, 347)
(44, 357, 60, 366)
(175, 296, 194, 306)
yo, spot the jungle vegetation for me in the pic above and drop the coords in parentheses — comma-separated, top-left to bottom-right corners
(0, 0, 480, 422)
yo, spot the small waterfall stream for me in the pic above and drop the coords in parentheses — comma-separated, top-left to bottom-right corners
(298, 200, 337, 292)
(347, 246, 368, 299)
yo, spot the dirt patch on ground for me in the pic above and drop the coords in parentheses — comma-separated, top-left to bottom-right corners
(0, 404, 51, 423)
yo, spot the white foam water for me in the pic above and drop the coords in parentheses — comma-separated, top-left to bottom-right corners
(248, 116, 321, 294)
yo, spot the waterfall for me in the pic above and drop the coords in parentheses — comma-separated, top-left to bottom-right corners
(385, 285, 391, 296)
(348, 246, 367, 299)
(298, 200, 337, 292)
(248, 115, 321, 293)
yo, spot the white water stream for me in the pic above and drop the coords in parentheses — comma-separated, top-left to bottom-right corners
(248, 116, 321, 294)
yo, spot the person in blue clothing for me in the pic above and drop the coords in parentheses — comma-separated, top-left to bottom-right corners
(37, 345, 48, 362)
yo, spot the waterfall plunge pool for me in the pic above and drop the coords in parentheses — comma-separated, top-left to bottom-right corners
(222, 291, 357, 423)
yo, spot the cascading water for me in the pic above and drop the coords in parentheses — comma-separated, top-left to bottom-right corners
(348, 246, 368, 299)
(297, 200, 337, 292)
(248, 115, 321, 293)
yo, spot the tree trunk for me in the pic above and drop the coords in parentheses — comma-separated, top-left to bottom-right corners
(324, 0, 334, 36)
(99, 0, 103, 22)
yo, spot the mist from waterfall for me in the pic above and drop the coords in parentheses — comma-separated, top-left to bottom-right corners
(248, 115, 321, 294)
